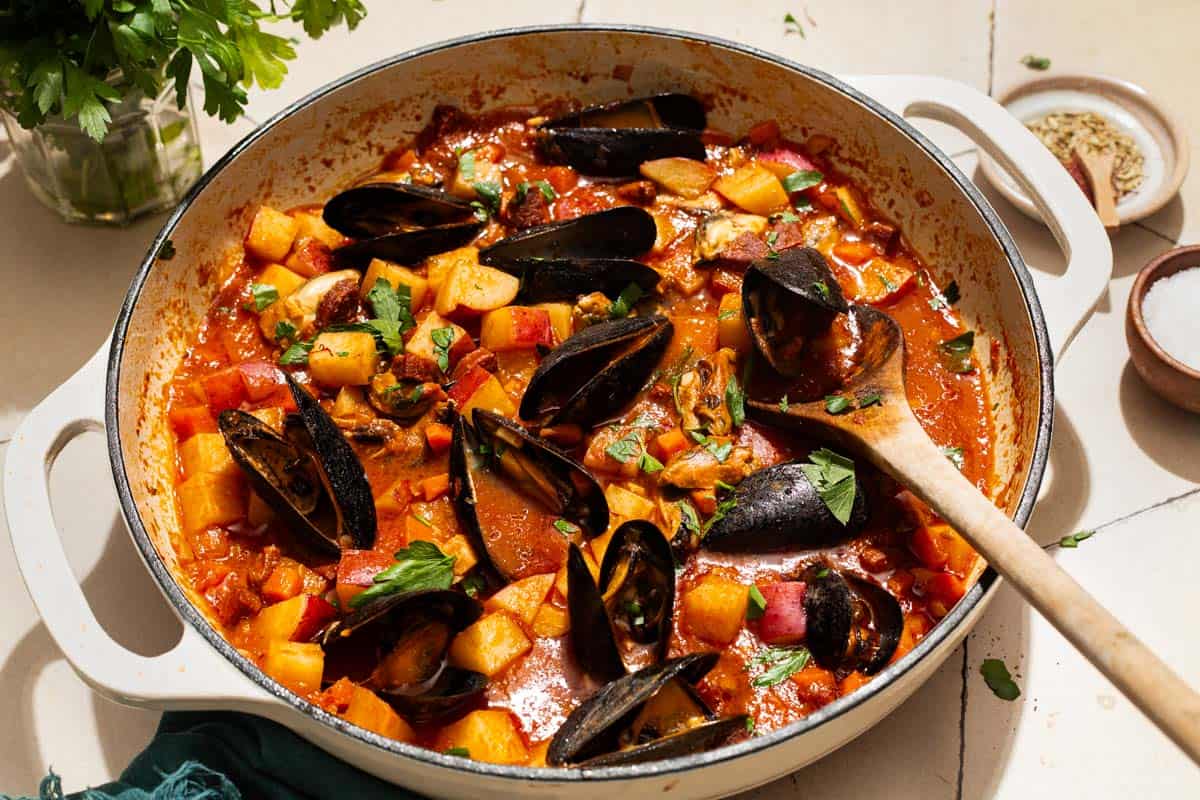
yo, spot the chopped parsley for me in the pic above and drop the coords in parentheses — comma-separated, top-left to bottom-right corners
(928, 280, 961, 310)
(1020, 54, 1051, 71)
(678, 500, 701, 534)
(725, 375, 746, 427)
(638, 451, 664, 474)
(350, 541, 455, 608)
(553, 519, 580, 535)
(279, 339, 315, 366)
(473, 181, 502, 213)
(745, 716, 756, 734)
(444, 747, 471, 758)
(703, 495, 738, 536)
(938, 331, 976, 374)
(516, 179, 557, 203)
(778, 394, 789, 413)
(782, 170, 823, 193)
(773, 210, 802, 223)
(605, 429, 644, 464)
(858, 391, 882, 408)
(1059, 529, 1096, 549)
(718, 309, 737, 321)
(469, 200, 490, 222)
(942, 445, 965, 470)
(824, 394, 852, 415)
(157, 239, 176, 260)
(431, 326, 455, 372)
(800, 448, 857, 525)
(457, 150, 476, 182)
(751, 645, 811, 687)
(783, 12, 806, 37)
(690, 430, 733, 463)
(365, 278, 415, 356)
(746, 585, 767, 620)
(765, 230, 780, 260)
(980, 658, 1021, 700)
(461, 573, 486, 598)
(249, 283, 279, 311)
(812, 281, 832, 302)
(609, 282, 644, 318)
(274, 320, 298, 343)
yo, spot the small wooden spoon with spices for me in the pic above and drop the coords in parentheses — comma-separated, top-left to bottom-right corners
(1075, 146, 1121, 229)
(749, 304, 1200, 765)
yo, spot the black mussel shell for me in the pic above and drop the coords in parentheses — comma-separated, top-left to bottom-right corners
(519, 315, 673, 427)
(540, 128, 707, 178)
(479, 207, 657, 265)
(322, 183, 474, 239)
(318, 588, 481, 646)
(285, 374, 376, 549)
(598, 521, 676, 663)
(567, 543, 625, 685)
(495, 257, 661, 303)
(803, 567, 903, 676)
(334, 220, 484, 269)
(547, 652, 719, 766)
(383, 667, 488, 726)
(742, 247, 848, 379)
(450, 411, 609, 582)
(580, 715, 749, 767)
(702, 461, 867, 552)
(542, 93, 707, 132)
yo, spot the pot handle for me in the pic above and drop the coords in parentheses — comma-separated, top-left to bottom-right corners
(3, 342, 276, 711)
(844, 74, 1112, 360)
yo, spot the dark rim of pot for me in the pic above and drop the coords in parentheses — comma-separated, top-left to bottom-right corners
(107, 23, 1053, 785)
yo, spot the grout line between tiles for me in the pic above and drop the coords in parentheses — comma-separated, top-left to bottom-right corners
(986, 0, 996, 97)
(956, 640, 968, 800)
(574, 0, 586, 23)
(1041, 486, 1200, 553)
(1132, 220, 1183, 246)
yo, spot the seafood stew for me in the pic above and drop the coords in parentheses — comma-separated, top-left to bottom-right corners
(165, 94, 995, 767)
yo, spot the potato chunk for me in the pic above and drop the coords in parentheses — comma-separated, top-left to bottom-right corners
(485, 573, 555, 626)
(713, 164, 789, 215)
(640, 157, 716, 199)
(309, 331, 380, 387)
(534, 302, 573, 343)
(436, 710, 529, 765)
(448, 612, 532, 677)
(246, 205, 299, 262)
(716, 292, 752, 354)
(531, 603, 570, 637)
(178, 432, 238, 481)
(435, 263, 520, 318)
(480, 306, 555, 352)
(424, 246, 479, 291)
(263, 641, 324, 695)
(256, 264, 308, 299)
(406, 311, 473, 374)
(177, 472, 245, 533)
(361, 258, 429, 311)
(293, 210, 344, 249)
(682, 573, 749, 645)
(344, 685, 416, 742)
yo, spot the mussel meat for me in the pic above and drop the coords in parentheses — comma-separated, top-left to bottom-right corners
(741, 247, 848, 379)
(539, 94, 707, 177)
(702, 461, 867, 552)
(547, 652, 747, 766)
(479, 207, 658, 265)
(319, 589, 487, 725)
(519, 315, 673, 427)
(450, 410, 608, 582)
(801, 566, 903, 676)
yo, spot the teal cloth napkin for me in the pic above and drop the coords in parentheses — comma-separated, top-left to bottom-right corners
(4, 712, 424, 800)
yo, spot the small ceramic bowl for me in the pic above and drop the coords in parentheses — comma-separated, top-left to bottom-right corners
(1126, 245, 1200, 413)
(980, 73, 1189, 225)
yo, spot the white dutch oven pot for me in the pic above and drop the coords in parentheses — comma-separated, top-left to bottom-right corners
(4, 26, 1110, 800)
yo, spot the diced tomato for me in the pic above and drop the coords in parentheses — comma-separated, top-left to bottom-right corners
(708, 267, 743, 297)
(649, 429, 689, 463)
(537, 166, 579, 196)
(790, 663, 838, 706)
(336, 549, 394, 607)
(202, 366, 249, 413)
(261, 562, 304, 603)
(238, 360, 285, 401)
(419, 473, 451, 502)
(747, 120, 781, 148)
(910, 524, 950, 570)
(425, 422, 453, 454)
(169, 405, 218, 438)
(286, 238, 333, 278)
(701, 129, 735, 147)
(383, 148, 417, 173)
(832, 240, 877, 266)
(923, 572, 967, 618)
(689, 489, 717, 515)
(220, 313, 272, 362)
(446, 365, 492, 407)
(840, 671, 872, 693)
(757, 581, 807, 645)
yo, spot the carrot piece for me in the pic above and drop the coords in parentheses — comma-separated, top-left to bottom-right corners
(169, 405, 218, 438)
(261, 563, 303, 603)
(425, 422, 453, 454)
(419, 473, 451, 502)
(910, 524, 950, 570)
(690, 489, 717, 515)
(650, 429, 689, 462)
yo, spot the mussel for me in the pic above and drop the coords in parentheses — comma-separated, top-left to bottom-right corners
(567, 521, 676, 683)
(741, 247, 848, 380)
(502, 257, 661, 304)
(322, 182, 483, 268)
(538, 94, 708, 177)
(702, 461, 867, 552)
(519, 315, 673, 427)
(218, 376, 376, 557)
(450, 409, 608, 582)
(479, 207, 658, 264)
(547, 652, 748, 766)
(319, 589, 487, 725)
(800, 566, 903, 676)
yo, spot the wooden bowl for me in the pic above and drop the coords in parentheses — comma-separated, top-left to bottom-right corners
(1126, 245, 1200, 412)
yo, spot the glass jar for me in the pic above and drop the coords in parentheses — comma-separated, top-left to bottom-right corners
(1, 77, 202, 225)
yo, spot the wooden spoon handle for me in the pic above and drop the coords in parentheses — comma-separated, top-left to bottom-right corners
(868, 423, 1200, 764)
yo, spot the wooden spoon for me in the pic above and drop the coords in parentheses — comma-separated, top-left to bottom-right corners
(749, 306, 1200, 764)
(1075, 146, 1121, 229)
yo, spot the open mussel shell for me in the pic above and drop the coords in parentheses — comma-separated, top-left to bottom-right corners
(581, 715, 749, 767)
(598, 520, 676, 665)
(285, 374, 376, 548)
(803, 566, 903, 676)
(520, 315, 673, 427)
(322, 183, 474, 239)
(319, 589, 486, 724)
(742, 247, 849, 379)
(479, 207, 657, 265)
(547, 652, 734, 766)
(334, 220, 484, 269)
(539, 94, 707, 177)
(567, 543, 625, 684)
(497, 257, 661, 303)
(450, 410, 609, 582)
(703, 461, 867, 552)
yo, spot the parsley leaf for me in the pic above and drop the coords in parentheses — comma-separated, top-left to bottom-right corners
(605, 429, 644, 464)
(718, 309, 737, 321)
(751, 645, 811, 687)
(1020, 54, 1051, 71)
(824, 395, 852, 415)
(473, 181, 502, 213)
(746, 585, 767, 620)
(279, 339, 315, 365)
(350, 541, 455, 608)
(249, 283, 279, 311)
(457, 150, 476, 182)
(703, 495, 738, 536)
(779, 394, 789, 413)
(1059, 529, 1095, 549)
(553, 519, 579, 535)
(366, 278, 412, 326)
(800, 448, 857, 525)
(678, 500, 701, 533)
(609, 282, 644, 319)
(516, 179, 556, 203)
(444, 746, 471, 758)
(638, 451, 664, 474)
(783, 12, 806, 37)
(858, 391, 882, 408)
(812, 281, 832, 302)
(431, 326, 455, 372)
(942, 445, 965, 470)
(938, 331, 976, 374)
(980, 658, 1021, 700)
(725, 375, 746, 427)
(461, 573, 486, 598)
(782, 170, 823, 193)
(274, 320, 298, 343)
(929, 280, 961, 310)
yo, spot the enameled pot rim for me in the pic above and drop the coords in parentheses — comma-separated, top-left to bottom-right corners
(105, 23, 1053, 784)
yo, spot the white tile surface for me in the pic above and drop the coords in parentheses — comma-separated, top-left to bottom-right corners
(2, 2, 1200, 797)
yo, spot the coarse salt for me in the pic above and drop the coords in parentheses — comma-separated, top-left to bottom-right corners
(1141, 267, 1200, 370)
